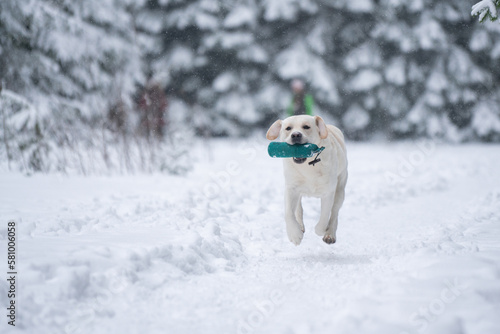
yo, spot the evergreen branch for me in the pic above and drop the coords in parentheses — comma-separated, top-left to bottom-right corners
(472, 0, 500, 23)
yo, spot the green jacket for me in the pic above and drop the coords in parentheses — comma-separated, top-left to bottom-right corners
(287, 94, 314, 117)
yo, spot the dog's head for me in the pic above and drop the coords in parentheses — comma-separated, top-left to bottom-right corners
(266, 115, 328, 164)
(266, 115, 328, 145)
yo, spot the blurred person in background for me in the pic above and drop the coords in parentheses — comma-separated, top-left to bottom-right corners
(287, 78, 314, 117)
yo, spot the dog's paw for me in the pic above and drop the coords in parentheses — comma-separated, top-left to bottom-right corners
(287, 226, 304, 246)
(314, 223, 327, 236)
(322, 235, 336, 245)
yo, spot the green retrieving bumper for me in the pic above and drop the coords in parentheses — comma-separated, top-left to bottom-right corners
(268, 142, 325, 159)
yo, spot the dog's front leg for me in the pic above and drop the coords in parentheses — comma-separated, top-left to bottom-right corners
(315, 188, 336, 239)
(285, 188, 303, 245)
(323, 175, 347, 244)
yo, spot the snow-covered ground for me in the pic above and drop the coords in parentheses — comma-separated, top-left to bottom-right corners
(1, 138, 500, 334)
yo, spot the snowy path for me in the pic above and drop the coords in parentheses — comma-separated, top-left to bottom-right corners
(1, 139, 500, 334)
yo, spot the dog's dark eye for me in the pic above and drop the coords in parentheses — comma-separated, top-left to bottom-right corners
(285, 126, 292, 131)
(303, 125, 310, 130)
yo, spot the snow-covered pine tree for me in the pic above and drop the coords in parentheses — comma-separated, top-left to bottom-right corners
(367, 0, 500, 141)
(137, 0, 276, 136)
(265, 0, 342, 125)
(0, 85, 47, 172)
(470, 0, 500, 140)
(327, 1, 379, 139)
(0, 0, 145, 172)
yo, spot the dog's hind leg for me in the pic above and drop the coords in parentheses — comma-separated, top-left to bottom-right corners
(295, 196, 305, 233)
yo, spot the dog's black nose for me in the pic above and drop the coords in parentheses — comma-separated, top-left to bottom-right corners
(291, 132, 302, 143)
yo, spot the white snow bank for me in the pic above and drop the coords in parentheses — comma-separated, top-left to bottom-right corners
(1, 139, 500, 334)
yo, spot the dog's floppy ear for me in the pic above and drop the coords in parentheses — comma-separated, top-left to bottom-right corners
(266, 119, 282, 140)
(315, 116, 328, 139)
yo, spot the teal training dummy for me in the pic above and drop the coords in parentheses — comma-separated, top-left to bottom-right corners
(268, 142, 325, 159)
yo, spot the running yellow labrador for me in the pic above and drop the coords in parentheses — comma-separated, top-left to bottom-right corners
(266, 115, 348, 245)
